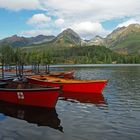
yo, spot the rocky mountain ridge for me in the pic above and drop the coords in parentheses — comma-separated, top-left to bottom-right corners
(1, 24, 140, 54)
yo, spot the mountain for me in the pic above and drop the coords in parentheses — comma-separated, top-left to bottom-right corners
(0, 29, 82, 48)
(0, 35, 28, 47)
(105, 24, 140, 54)
(86, 35, 105, 46)
(28, 35, 55, 45)
(83, 23, 140, 54)
(1, 27, 140, 64)
(0, 35, 55, 47)
(52, 28, 81, 46)
(1, 24, 140, 54)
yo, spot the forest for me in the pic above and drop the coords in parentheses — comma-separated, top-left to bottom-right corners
(0, 44, 140, 66)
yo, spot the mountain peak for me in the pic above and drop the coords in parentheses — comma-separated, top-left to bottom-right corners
(127, 23, 140, 28)
(1, 34, 26, 43)
(94, 35, 103, 39)
(63, 28, 74, 32)
(86, 35, 104, 46)
(55, 28, 81, 45)
(11, 34, 18, 37)
(60, 28, 80, 38)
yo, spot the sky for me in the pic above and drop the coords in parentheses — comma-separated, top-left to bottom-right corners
(0, 0, 140, 40)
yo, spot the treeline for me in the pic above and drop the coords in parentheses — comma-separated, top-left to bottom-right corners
(0, 45, 25, 65)
(0, 45, 140, 65)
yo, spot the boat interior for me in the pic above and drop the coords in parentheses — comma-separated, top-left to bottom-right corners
(0, 80, 51, 89)
(29, 75, 108, 83)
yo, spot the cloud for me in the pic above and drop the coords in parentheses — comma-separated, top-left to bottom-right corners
(71, 21, 110, 39)
(1, 0, 139, 20)
(1, 0, 140, 21)
(20, 29, 52, 37)
(27, 14, 51, 27)
(39, 0, 140, 22)
(0, 0, 41, 11)
(55, 18, 64, 26)
(117, 19, 140, 27)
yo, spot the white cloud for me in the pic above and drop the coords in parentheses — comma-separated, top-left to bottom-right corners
(117, 19, 140, 27)
(0, 0, 41, 11)
(55, 18, 64, 26)
(39, 0, 140, 22)
(27, 14, 51, 26)
(71, 21, 110, 39)
(20, 29, 52, 37)
(1, 0, 140, 22)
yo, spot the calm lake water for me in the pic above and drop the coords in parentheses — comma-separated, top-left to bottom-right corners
(0, 65, 140, 140)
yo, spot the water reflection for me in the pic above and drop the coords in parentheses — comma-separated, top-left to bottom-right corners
(60, 92, 106, 105)
(0, 101, 63, 132)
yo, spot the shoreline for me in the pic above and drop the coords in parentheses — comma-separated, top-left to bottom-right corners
(50, 64, 140, 68)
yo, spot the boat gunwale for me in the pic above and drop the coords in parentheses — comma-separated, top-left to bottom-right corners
(0, 87, 60, 92)
(27, 76, 108, 84)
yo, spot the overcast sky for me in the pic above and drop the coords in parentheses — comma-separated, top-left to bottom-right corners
(0, 0, 140, 39)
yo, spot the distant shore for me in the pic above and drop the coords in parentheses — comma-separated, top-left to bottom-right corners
(50, 64, 140, 68)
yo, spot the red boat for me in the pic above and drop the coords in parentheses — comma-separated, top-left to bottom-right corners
(1, 69, 74, 79)
(49, 70, 75, 79)
(27, 75, 108, 93)
(60, 91, 106, 105)
(0, 81, 60, 108)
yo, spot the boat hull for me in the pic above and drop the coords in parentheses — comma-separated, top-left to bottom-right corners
(0, 86, 60, 108)
(27, 77, 108, 94)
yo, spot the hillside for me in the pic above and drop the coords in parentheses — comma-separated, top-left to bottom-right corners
(81, 24, 140, 55)
(0, 35, 55, 47)
(1, 39, 140, 65)
(17, 26, 140, 64)
(21, 42, 140, 64)
(104, 24, 140, 54)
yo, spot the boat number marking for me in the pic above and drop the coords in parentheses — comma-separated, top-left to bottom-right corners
(17, 92, 24, 99)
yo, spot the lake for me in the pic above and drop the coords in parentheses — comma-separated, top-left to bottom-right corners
(0, 65, 140, 140)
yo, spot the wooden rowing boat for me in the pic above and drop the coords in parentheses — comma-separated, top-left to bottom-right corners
(0, 69, 74, 79)
(0, 81, 60, 108)
(49, 70, 75, 79)
(33, 70, 74, 78)
(27, 75, 108, 93)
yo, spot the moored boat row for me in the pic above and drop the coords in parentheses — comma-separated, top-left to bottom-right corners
(0, 70, 108, 108)
(0, 69, 75, 79)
